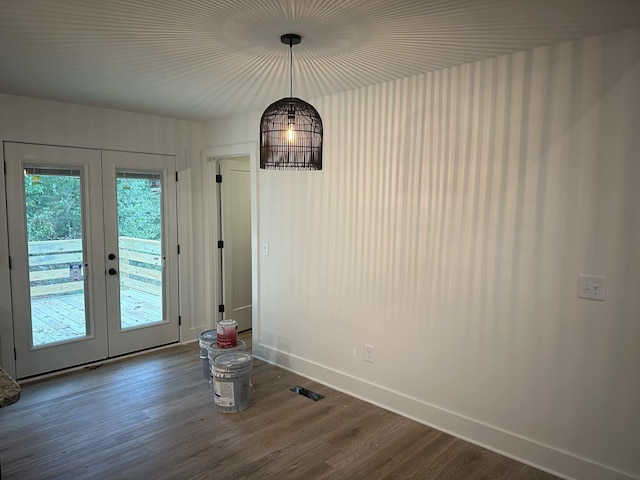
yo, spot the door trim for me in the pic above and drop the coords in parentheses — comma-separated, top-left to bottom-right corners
(0, 142, 16, 377)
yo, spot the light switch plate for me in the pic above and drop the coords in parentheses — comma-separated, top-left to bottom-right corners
(577, 274, 606, 301)
(364, 344, 374, 363)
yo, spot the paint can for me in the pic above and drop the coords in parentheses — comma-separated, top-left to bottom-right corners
(198, 329, 218, 380)
(212, 352, 253, 413)
(216, 319, 238, 348)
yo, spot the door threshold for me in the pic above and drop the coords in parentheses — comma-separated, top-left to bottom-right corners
(18, 342, 181, 385)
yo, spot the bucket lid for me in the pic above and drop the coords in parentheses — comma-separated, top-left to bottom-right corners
(207, 339, 245, 354)
(199, 329, 217, 342)
(213, 352, 252, 368)
(217, 319, 237, 327)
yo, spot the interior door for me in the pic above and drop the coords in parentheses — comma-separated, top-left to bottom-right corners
(4, 143, 179, 378)
(220, 158, 252, 332)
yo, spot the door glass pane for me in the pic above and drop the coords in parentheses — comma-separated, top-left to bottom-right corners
(116, 172, 164, 329)
(24, 167, 88, 346)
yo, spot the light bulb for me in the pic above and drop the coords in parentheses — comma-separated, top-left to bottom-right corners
(287, 108, 296, 143)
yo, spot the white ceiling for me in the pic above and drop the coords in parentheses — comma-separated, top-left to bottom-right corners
(1, 0, 639, 121)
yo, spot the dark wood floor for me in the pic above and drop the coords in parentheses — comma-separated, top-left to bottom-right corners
(0, 332, 559, 480)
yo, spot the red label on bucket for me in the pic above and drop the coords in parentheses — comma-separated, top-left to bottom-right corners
(216, 320, 238, 348)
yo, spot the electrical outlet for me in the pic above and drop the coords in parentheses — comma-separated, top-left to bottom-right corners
(364, 344, 374, 363)
(577, 274, 606, 301)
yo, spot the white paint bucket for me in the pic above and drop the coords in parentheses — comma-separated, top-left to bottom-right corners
(207, 339, 246, 370)
(216, 319, 238, 348)
(198, 329, 217, 380)
(212, 352, 253, 413)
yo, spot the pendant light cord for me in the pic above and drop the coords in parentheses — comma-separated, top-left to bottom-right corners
(289, 39, 293, 99)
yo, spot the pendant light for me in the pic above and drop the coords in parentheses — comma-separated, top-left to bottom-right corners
(260, 34, 323, 170)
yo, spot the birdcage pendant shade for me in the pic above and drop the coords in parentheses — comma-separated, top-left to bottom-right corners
(260, 97, 323, 170)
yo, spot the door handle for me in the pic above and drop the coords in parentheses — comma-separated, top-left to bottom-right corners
(108, 268, 118, 276)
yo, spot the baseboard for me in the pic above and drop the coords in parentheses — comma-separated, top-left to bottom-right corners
(253, 343, 638, 480)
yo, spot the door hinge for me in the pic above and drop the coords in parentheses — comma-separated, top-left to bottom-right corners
(177, 244, 181, 255)
(3, 161, 6, 175)
(178, 315, 182, 326)
(218, 304, 225, 313)
(175, 171, 179, 182)
(217, 240, 224, 248)
(14, 347, 17, 360)
(216, 174, 222, 183)
(8, 255, 11, 269)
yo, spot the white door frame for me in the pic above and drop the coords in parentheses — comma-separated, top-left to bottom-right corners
(0, 142, 16, 377)
(202, 143, 259, 344)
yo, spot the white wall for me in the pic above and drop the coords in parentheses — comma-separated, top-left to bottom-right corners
(0, 94, 205, 376)
(202, 28, 640, 480)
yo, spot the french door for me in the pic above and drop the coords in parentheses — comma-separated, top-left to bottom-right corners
(5, 143, 179, 379)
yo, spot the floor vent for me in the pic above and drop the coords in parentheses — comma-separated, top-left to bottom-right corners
(290, 386, 324, 401)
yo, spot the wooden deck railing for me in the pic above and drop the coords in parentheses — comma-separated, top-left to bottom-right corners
(28, 237, 162, 298)
(118, 237, 162, 295)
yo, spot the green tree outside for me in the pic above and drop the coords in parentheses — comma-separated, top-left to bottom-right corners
(24, 174, 161, 242)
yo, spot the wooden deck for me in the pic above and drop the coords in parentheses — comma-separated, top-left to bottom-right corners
(31, 289, 162, 345)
